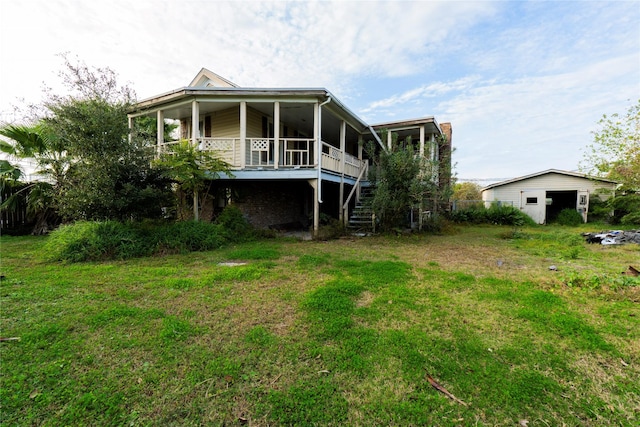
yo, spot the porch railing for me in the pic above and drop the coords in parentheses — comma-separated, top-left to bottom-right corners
(158, 138, 364, 178)
(247, 138, 314, 168)
(158, 138, 240, 168)
(320, 142, 364, 177)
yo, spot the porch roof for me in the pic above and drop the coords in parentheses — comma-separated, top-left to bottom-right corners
(130, 87, 371, 134)
(371, 116, 442, 135)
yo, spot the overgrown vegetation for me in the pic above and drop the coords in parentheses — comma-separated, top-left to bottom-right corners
(1, 225, 638, 426)
(0, 55, 174, 231)
(555, 208, 584, 226)
(364, 132, 449, 232)
(43, 205, 254, 262)
(448, 204, 536, 226)
(153, 140, 233, 221)
(581, 99, 640, 225)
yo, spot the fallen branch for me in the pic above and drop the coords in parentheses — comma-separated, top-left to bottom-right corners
(624, 266, 639, 277)
(0, 337, 21, 342)
(427, 374, 468, 406)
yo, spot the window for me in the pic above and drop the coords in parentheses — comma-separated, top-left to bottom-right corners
(526, 197, 538, 204)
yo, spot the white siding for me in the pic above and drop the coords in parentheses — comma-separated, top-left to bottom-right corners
(482, 173, 616, 209)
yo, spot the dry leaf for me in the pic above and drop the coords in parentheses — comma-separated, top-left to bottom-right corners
(519, 420, 529, 427)
(29, 390, 40, 399)
(620, 359, 629, 367)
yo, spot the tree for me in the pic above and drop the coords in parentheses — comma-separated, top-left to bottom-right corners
(24, 55, 173, 222)
(452, 182, 482, 201)
(581, 99, 640, 224)
(365, 133, 439, 231)
(154, 140, 233, 221)
(133, 116, 178, 144)
(0, 122, 66, 234)
(581, 99, 640, 190)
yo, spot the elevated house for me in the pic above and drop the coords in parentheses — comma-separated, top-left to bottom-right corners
(128, 68, 451, 235)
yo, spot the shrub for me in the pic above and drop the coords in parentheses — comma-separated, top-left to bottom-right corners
(587, 196, 610, 223)
(44, 221, 152, 262)
(214, 205, 254, 241)
(45, 213, 256, 262)
(448, 205, 535, 226)
(555, 209, 584, 226)
(153, 221, 227, 253)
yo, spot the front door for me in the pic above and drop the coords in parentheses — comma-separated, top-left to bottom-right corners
(520, 190, 546, 224)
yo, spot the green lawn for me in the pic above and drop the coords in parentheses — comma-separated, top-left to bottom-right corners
(1, 225, 639, 426)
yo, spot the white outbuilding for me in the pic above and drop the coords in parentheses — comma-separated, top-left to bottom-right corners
(481, 169, 617, 224)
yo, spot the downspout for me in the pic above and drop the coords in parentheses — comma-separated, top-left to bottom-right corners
(367, 125, 384, 150)
(317, 96, 332, 203)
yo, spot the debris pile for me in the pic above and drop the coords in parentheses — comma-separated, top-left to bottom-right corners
(582, 230, 640, 245)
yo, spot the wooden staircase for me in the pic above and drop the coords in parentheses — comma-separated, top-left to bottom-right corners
(347, 186, 376, 233)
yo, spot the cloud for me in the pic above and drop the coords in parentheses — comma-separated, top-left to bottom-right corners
(0, 0, 499, 111)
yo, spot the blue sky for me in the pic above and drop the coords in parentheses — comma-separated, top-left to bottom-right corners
(1, 0, 638, 183)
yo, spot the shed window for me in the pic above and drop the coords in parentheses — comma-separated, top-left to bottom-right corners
(526, 197, 538, 204)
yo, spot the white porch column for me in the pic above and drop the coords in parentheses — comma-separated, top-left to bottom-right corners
(309, 179, 319, 238)
(419, 125, 425, 157)
(240, 101, 247, 169)
(191, 100, 199, 146)
(157, 110, 164, 146)
(339, 120, 346, 221)
(387, 130, 392, 150)
(273, 101, 280, 169)
(313, 102, 319, 165)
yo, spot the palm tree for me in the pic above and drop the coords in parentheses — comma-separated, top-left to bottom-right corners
(0, 122, 69, 234)
(154, 140, 233, 221)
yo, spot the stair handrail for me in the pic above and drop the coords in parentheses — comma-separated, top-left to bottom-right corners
(342, 161, 369, 226)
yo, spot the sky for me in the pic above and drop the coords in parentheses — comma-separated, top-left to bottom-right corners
(1, 0, 639, 184)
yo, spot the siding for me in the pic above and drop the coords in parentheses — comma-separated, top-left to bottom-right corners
(210, 107, 240, 138)
(246, 107, 264, 138)
(482, 173, 616, 208)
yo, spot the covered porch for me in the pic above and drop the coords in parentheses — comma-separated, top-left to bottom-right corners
(129, 91, 370, 180)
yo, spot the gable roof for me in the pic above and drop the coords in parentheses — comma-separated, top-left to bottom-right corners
(189, 68, 239, 88)
(482, 169, 618, 191)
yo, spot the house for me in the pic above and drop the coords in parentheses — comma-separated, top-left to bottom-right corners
(481, 169, 617, 224)
(128, 68, 451, 235)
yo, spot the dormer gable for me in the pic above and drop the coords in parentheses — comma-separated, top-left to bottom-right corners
(188, 68, 239, 88)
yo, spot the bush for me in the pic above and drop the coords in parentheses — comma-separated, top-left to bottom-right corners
(587, 196, 610, 223)
(448, 205, 535, 226)
(214, 205, 254, 241)
(45, 210, 256, 262)
(44, 221, 152, 262)
(152, 221, 227, 253)
(555, 209, 584, 226)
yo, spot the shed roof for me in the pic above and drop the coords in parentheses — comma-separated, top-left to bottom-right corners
(482, 169, 618, 191)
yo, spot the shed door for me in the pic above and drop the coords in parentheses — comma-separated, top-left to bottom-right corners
(520, 190, 546, 224)
(576, 190, 589, 223)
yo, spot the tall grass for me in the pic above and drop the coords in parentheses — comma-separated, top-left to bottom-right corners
(44, 205, 255, 262)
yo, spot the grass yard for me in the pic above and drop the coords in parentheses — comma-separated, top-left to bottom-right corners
(1, 225, 639, 426)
